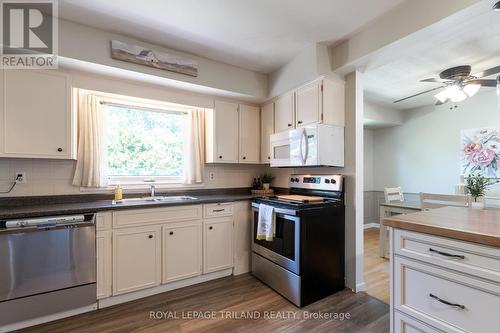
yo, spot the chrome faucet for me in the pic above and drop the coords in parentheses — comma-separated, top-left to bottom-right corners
(144, 179, 156, 199)
(150, 183, 156, 198)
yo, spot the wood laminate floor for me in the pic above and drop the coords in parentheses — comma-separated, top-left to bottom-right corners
(16, 274, 389, 333)
(364, 228, 390, 304)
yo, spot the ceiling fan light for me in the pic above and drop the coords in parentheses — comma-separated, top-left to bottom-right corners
(434, 89, 450, 103)
(463, 84, 481, 97)
(450, 88, 467, 102)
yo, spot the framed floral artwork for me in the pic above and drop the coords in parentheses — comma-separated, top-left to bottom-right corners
(461, 128, 500, 178)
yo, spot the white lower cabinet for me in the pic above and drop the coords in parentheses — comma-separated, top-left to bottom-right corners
(203, 217, 234, 273)
(162, 221, 202, 283)
(112, 225, 162, 295)
(390, 228, 500, 333)
(96, 230, 112, 299)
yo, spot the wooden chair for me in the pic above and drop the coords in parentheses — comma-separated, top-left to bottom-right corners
(379, 187, 405, 258)
(384, 187, 404, 203)
(419, 192, 469, 210)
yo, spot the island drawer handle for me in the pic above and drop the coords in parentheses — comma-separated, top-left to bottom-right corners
(429, 248, 465, 259)
(213, 209, 225, 212)
(429, 293, 465, 309)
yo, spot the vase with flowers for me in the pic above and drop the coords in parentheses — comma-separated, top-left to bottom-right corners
(261, 174, 274, 190)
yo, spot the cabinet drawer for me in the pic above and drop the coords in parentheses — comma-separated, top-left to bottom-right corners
(113, 205, 202, 228)
(394, 229, 500, 282)
(394, 311, 440, 333)
(394, 256, 500, 333)
(203, 203, 234, 218)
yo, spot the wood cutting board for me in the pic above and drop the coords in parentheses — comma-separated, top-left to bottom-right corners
(275, 194, 325, 203)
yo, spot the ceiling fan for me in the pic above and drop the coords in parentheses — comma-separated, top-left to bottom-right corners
(393, 65, 500, 105)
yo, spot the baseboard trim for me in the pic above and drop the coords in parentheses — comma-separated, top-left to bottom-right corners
(98, 268, 233, 308)
(0, 304, 97, 333)
(363, 223, 380, 229)
(355, 282, 366, 292)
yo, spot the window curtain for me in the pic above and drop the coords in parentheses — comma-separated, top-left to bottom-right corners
(72, 92, 105, 187)
(183, 108, 205, 184)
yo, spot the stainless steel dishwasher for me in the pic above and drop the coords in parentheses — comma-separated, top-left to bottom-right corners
(0, 214, 96, 326)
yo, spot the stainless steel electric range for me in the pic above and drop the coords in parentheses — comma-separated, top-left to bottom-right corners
(251, 174, 345, 307)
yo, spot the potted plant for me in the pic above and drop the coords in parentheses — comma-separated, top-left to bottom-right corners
(465, 174, 491, 209)
(261, 174, 274, 190)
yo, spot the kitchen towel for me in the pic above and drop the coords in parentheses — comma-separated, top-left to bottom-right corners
(257, 203, 276, 241)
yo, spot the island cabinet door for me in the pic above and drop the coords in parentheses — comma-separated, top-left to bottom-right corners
(112, 226, 162, 295)
(203, 218, 234, 273)
(162, 222, 202, 283)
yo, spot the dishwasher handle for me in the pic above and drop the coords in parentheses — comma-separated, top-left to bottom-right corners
(4, 214, 95, 230)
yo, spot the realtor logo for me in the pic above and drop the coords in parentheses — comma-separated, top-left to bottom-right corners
(1, 0, 58, 68)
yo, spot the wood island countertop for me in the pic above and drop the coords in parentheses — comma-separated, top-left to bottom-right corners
(383, 206, 500, 248)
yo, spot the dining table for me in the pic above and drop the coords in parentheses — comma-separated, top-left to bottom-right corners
(379, 200, 422, 258)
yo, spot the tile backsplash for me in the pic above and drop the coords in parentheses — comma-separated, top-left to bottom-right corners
(0, 158, 269, 197)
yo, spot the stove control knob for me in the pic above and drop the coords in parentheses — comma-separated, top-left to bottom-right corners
(294, 178, 300, 182)
(290, 178, 295, 182)
(330, 179, 337, 184)
(325, 179, 330, 184)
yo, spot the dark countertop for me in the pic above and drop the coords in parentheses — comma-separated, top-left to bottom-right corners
(0, 188, 263, 220)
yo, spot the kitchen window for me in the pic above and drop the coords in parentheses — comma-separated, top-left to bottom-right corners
(103, 102, 187, 184)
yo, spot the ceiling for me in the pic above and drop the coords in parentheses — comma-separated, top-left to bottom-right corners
(58, 0, 405, 74)
(364, 2, 500, 110)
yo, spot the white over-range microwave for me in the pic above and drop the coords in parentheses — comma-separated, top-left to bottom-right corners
(270, 124, 344, 167)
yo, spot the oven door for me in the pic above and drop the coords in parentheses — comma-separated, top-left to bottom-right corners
(251, 205, 300, 274)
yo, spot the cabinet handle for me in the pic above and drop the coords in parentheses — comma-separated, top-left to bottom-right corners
(429, 248, 465, 259)
(148, 235, 153, 239)
(429, 293, 465, 309)
(219, 155, 223, 159)
(287, 123, 292, 127)
(209, 226, 213, 230)
(57, 148, 63, 152)
(213, 209, 225, 212)
(268, 156, 270, 159)
(242, 156, 246, 160)
(169, 231, 174, 235)
(297, 120, 303, 124)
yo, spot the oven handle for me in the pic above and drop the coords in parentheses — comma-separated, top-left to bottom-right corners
(251, 203, 296, 216)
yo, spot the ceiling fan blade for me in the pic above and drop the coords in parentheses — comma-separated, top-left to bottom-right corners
(473, 65, 500, 78)
(467, 79, 497, 87)
(435, 98, 449, 106)
(420, 78, 449, 83)
(393, 86, 445, 103)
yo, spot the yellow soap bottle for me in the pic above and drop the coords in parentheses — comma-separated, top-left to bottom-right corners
(114, 183, 123, 201)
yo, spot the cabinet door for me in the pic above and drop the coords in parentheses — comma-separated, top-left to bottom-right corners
(214, 100, 239, 163)
(204, 218, 234, 273)
(96, 230, 112, 299)
(296, 80, 321, 127)
(113, 226, 161, 295)
(0, 70, 74, 159)
(274, 91, 295, 132)
(163, 222, 202, 283)
(260, 102, 274, 163)
(238, 104, 260, 163)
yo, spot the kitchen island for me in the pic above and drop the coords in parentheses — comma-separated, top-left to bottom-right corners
(383, 206, 500, 333)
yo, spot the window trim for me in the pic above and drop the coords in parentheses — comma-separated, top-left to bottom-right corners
(101, 97, 189, 185)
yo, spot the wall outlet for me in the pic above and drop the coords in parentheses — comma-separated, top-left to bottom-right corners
(15, 172, 27, 184)
(209, 172, 215, 181)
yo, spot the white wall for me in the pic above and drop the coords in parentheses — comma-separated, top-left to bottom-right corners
(364, 101, 403, 128)
(364, 129, 374, 191)
(372, 90, 500, 194)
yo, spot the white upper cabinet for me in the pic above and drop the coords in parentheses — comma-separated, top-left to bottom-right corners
(273, 77, 345, 132)
(0, 70, 75, 159)
(238, 104, 260, 163)
(205, 101, 239, 163)
(296, 80, 321, 127)
(274, 91, 295, 133)
(260, 102, 274, 163)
